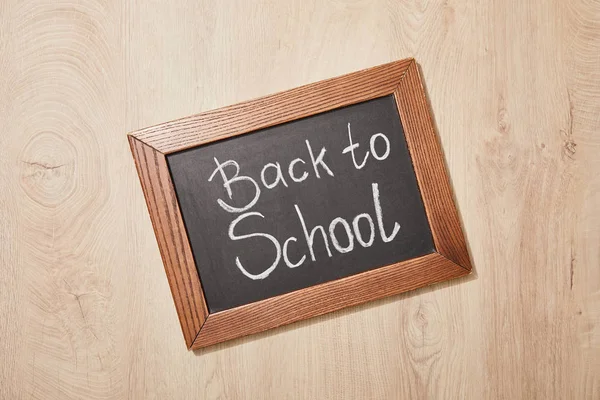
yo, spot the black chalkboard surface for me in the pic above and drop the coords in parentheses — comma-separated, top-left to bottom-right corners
(167, 95, 434, 312)
(129, 59, 471, 349)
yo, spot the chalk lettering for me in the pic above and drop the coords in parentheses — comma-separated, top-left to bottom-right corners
(295, 204, 332, 261)
(305, 140, 334, 178)
(329, 217, 354, 253)
(342, 123, 369, 169)
(261, 162, 289, 189)
(352, 213, 375, 247)
(210, 122, 406, 280)
(372, 183, 400, 242)
(208, 158, 261, 213)
(283, 237, 306, 268)
(288, 158, 308, 183)
(370, 133, 390, 161)
(228, 212, 281, 280)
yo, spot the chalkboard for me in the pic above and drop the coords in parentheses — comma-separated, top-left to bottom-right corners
(128, 58, 472, 349)
(167, 95, 434, 312)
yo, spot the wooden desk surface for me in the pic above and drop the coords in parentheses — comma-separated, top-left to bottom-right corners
(1, 1, 598, 399)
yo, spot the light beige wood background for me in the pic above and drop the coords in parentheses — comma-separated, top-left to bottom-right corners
(1, 0, 598, 399)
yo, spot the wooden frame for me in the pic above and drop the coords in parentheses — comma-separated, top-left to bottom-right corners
(128, 58, 472, 350)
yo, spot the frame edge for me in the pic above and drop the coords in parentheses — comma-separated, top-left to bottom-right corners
(191, 252, 469, 349)
(128, 135, 209, 348)
(394, 63, 472, 271)
(130, 58, 415, 154)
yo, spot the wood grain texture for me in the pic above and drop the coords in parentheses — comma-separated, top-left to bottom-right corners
(128, 136, 207, 347)
(132, 58, 413, 154)
(1, 0, 599, 399)
(193, 253, 468, 349)
(395, 62, 472, 270)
